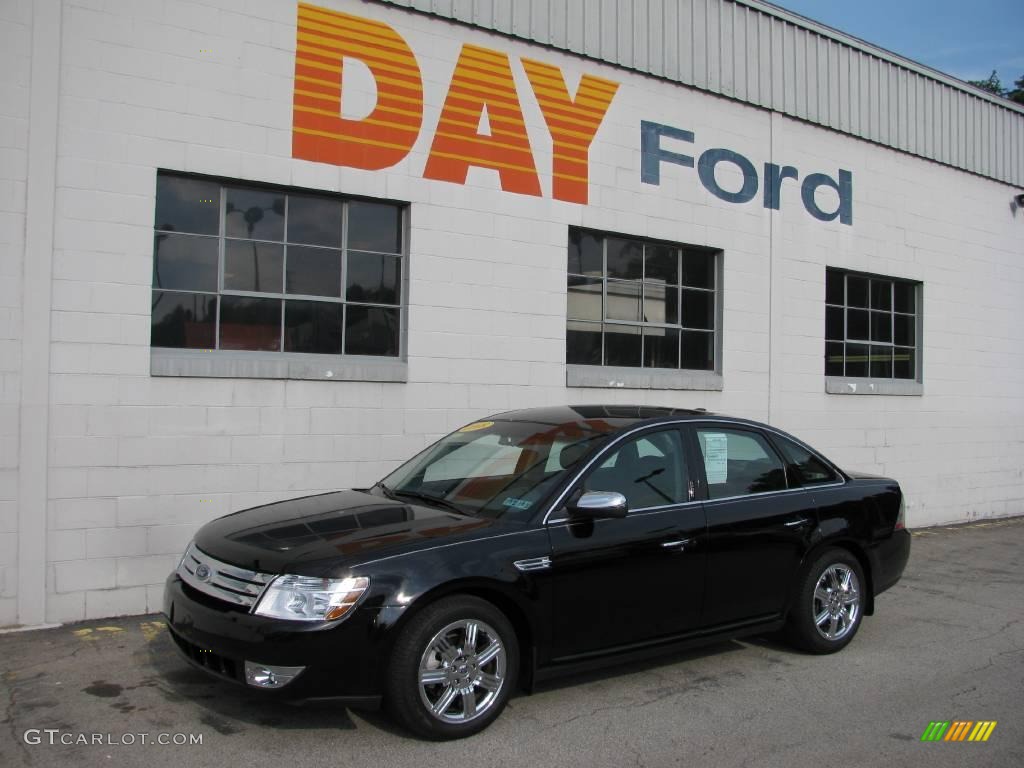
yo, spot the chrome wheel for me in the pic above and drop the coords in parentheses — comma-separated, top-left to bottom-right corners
(417, 619, 506, 724)
(812, 563, 861, 641)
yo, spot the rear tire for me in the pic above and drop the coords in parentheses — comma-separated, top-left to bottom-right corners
(786, 548, 865, 654)
(385, 596, 519, 740)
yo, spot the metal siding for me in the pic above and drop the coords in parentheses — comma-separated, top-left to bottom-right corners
(376, 0, 1024, 185)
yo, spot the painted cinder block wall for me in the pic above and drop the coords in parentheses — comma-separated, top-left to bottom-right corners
(4, 0, 1023, 626)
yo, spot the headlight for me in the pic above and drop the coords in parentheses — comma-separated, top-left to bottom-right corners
(253, 575, 369, 622)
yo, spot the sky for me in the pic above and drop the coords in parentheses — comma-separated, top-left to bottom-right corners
(768, 0, 1023, 91)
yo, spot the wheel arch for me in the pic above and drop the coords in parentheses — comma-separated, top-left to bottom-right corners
(381, 579, 538, 693)
(795, 538, 875, 616)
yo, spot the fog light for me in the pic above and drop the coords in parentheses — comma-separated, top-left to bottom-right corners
(244, 661, 306, 689)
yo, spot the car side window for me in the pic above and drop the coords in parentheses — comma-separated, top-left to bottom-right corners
(773, 434, 838, 486)
(695, 427, 786, 500)
(583, 430, 689, 509)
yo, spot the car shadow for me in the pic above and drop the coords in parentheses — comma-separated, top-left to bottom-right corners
(141, 628, 359, 732)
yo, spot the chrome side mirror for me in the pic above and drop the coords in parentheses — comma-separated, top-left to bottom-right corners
(568, 490, 628, 519)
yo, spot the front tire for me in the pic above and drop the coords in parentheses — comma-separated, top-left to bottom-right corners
(786, 548, 865, 654)
(386, 596, 519, 740)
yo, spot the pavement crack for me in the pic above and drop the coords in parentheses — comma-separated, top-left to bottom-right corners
(5, 681, 33, 766)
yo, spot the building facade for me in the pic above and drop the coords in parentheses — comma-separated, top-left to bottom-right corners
(2, 0, 1023, 627)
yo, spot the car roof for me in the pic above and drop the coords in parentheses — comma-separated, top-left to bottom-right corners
(486, 404, 775, 432)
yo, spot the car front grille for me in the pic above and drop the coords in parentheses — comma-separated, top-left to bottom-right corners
(170, 629, 241, 682)
(177, 543, 273, 610)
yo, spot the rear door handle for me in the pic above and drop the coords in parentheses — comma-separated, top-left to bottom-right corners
(661, 538, 692, 551)
(784, 517, 810, 528)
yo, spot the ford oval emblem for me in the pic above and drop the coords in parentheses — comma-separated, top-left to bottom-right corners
(195, 564, 212, 582)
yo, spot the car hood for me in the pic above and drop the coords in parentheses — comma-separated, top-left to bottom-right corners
(192, 490, 502, 576)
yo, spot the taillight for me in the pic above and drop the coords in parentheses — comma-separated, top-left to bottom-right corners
(895, 494, 906, 530)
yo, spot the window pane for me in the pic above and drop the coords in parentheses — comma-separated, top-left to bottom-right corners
(224, 240, 284, 293)
(845, 343, 869, 377)
(286, 246, 341, 297)
(219, 296, 281, 351)
(681, 249, 714, 288)
(893, 347, 916, 379)
(642, 283, 677, 325)
(894, 314, 915, 346)
(566, 321, 602, 365)
(825, 269, 844, 305)
(644, 244, 678, 284)
(870, 311, 892, 342)
(681, 330, 714, 370)
(825, 306, 844, 341)
(348, 201, 401, 253)
(869, 345, 893, 378)
(606, 238, 643, 279)
(774, 435, 837, 485)
(345, 306, 399, 356)
(151, 291, 216, 348)
(870, 280, 892, 310)
(288, 194, 342, 247)
(568, 230, 603, 276)
(284, 300, 343, 354)
(644, 327, 679, 368)
(893, 281, 915, 313)
(847, 276, 868, 307)
(152, 233, 218, 292)
(606, 280, 642, 322)
(584, 430, 688, 508)
(604, 324, 641, 367)
(697, 429, 786, 499)
(847, 308, 869, 340)
(825, 341, 844, 376)
(568, 276, 602, 321)
(346, 251, 400, 304)
(681, 289, 714, 329)
(155, 176, 220, 235)
(225, 187, 285, 241)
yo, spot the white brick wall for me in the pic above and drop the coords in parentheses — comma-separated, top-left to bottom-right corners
(0, 0, 1018, 626)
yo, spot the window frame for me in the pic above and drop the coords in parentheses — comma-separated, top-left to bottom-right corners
(824, 267, 923, 396)
(150, 171, 409, 382)
(574, 425, 693, 512)
(566, 227, 724, 392)
(689, 424, 791, 502)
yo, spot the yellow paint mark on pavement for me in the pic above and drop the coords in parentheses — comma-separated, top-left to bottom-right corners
(139, 621, 165, 642)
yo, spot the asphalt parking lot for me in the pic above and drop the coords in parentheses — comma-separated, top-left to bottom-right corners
(2, 516, 1022, 768)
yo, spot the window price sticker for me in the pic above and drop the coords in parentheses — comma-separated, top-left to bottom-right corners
(702, 432, 728, 484)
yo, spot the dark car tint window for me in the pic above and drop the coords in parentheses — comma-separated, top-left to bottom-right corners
(773, 434, 838, 486)
(583, 429, 688, 509)
(695, 428, 786, 499)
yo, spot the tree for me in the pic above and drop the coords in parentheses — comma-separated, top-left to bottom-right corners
(1006, 75, 1024, 105)
(968, 70, 1004, 95)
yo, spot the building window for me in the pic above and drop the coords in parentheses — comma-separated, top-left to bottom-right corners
(151, 172, 405, 358)
(566, 229, 719, 371)
(825, 268, 919, 380)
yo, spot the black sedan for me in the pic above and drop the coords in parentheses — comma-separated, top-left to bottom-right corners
(163, 405, 910, 739)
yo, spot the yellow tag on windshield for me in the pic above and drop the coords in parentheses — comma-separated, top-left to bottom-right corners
(459, 421, 494, 433)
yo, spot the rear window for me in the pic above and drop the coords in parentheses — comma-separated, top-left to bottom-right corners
(772, 434, 839, 486)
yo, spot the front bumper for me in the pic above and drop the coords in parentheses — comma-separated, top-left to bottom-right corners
(162, 573, 397, 705)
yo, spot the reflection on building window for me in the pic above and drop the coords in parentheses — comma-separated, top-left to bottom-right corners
(566, 228, 719, 371)
(151, 173, 405, 358)
(824, 268, 920, 380)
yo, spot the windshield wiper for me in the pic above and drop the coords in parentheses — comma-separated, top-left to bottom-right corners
(388, 488, 468, 515)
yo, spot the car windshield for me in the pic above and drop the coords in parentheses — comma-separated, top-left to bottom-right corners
(377, 418, 618, 518)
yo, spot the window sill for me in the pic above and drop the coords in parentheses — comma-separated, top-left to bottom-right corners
(567, 364, 722, 391)
(825, 377, 922, 396)
(150, 348, 407, 383)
